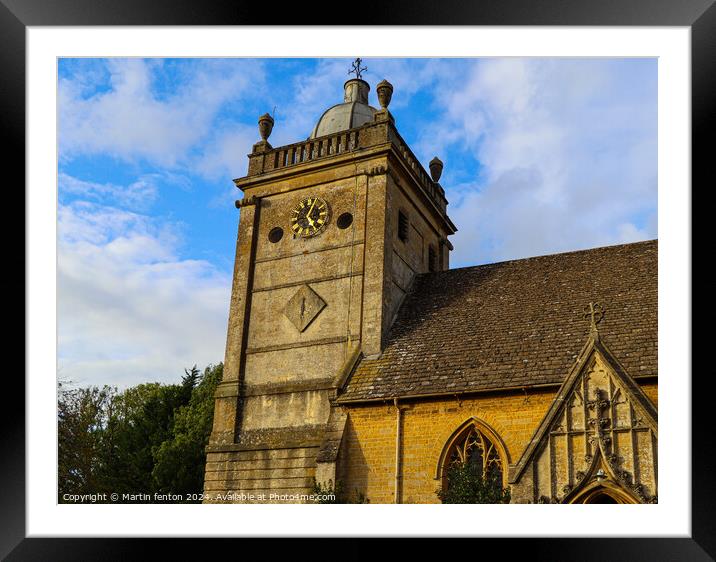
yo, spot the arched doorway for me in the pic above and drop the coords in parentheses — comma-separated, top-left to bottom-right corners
(570, 484, 637, 504)
(586, 492, 618, 504)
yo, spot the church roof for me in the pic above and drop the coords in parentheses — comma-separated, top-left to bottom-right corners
(338, 240, 657, 403)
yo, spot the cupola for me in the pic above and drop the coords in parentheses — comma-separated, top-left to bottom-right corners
(308, 78, 378, 139)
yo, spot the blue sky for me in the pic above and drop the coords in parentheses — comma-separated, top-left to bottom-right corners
(57, 57, 657, 388)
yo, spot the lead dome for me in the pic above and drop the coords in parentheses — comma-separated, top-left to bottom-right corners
(309, 78, 378, 139)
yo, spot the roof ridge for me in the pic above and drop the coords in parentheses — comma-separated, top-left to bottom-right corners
(422, 239, 657, 277)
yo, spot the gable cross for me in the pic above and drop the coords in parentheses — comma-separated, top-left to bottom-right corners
(583, 302, 604, 338)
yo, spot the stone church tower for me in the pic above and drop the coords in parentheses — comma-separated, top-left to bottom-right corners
(204, 62, 657, 504)
(204, 67, 457, 501)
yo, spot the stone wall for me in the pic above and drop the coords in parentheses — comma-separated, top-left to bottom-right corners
(336, 380, 657, 504)
(336, 388, 555, 504)
(204, 447, 318, 503)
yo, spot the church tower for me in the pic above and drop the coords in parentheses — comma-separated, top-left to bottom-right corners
(204, 62, 456, 502)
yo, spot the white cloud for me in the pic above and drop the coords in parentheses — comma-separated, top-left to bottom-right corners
(428, 59, 657, 266)
(58, 172, 161, 210)
(194, 124, 256, 182)
(59, 59, 264, 168)
(269, 59, 350, 145)
(616, 222, 652, 243)
(58, 200, 231, 388)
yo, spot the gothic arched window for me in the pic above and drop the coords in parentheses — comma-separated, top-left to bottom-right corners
(440, 422, 505, 487)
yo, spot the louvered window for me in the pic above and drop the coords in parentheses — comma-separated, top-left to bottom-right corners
(398, 211, 408, 242)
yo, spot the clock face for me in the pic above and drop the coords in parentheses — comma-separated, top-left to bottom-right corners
(290, 196, 330, 237)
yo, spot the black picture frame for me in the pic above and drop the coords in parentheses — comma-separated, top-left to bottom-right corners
(4, 0, 709, 559)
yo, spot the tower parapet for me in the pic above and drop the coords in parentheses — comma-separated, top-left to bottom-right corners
(243, 101, 452, 223)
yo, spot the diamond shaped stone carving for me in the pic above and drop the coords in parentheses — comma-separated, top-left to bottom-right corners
(283, 284, 326, 332)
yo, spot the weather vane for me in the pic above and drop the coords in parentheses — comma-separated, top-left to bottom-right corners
(348, 58, 367, 80)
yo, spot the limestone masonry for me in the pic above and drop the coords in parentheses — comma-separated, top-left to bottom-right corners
(203, 67, 657, 504)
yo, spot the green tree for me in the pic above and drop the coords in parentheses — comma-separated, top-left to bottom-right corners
(436, 464, 511, 504)
(96, 382, 189, 498)
(58, 363, 223, 503)
(180, 365, 201, 401)
(58, 382, 116, 500)
(152, 363, 223, 500)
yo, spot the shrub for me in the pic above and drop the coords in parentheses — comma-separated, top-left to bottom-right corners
(311, 478, 369, 504)
(436, 465, 511, 504)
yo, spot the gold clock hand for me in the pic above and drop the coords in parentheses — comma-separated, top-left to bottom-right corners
(305, 198, 318, 227)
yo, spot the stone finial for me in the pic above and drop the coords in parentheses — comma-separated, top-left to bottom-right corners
(583, 302, 605, 340)
(376, 79, 394, 110)
(258, 113, 274, 142)
(429, 156, 443, 182)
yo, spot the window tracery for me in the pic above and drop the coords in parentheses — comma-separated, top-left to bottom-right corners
(443, 423, 504, 484)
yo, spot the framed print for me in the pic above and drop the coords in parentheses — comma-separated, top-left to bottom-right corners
(6, 0, 711, 559)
